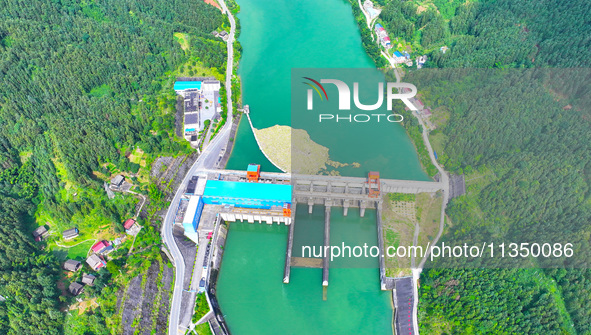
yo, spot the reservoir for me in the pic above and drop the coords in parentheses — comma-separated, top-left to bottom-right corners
(225, 0, 428, 181)
(218, 0, 428, 333)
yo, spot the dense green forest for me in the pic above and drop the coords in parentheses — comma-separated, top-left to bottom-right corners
(372, 1, 591, 333)
(377, 0, 590, 68)
(405, 68, 591, 333)
(0, 0, 226, 333)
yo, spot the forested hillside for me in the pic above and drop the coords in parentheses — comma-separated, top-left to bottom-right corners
(0, 0, 225, 333)
(373, 1, 591, 333)
(377, 0, 591, 332)
(406, 68, 591, 333)
(377, 0, 590, 68)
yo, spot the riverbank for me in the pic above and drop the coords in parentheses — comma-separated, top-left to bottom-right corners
(346, 0, 386, 68)
(399, 110, 438, 178)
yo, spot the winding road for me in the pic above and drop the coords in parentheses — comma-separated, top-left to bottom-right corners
(164, 2, 236, 333)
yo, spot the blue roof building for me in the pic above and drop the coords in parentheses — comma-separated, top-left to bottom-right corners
(375, 23, 383, 29)
(183, 196, 204, 234)
(394, 51, 403, 58)
(174, 81, 202, 91)
(203, 180, 292, 209)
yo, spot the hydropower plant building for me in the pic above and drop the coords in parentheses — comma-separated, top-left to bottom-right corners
(202, 180, 291, 209)
(203, 179, 293, 225)
(175, 165, 294, 244)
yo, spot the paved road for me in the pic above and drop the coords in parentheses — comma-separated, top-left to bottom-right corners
(164, 2, 236, 333)
(219, 0, 235, 126)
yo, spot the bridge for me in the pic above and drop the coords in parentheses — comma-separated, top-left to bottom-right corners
(201, 169, 443, 195)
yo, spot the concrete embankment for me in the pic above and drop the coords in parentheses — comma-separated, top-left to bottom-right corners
(322, 205, 331, 287)
(283, 203, 296, 283)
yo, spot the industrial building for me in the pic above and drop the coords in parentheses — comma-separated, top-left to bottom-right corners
(174, 78, 221, 146)
(175, 166, 294, 244)
(246, 164, 260, 182)
(174, 81, 202, 96)
(202, 180, 291, 210)
(181, 196, 204, 242)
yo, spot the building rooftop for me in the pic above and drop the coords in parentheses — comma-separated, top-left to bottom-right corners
(174, 81, 202, 91)
(92, 241, 109, 253)
(63, 227, 79, 238)
(186, 176, 198, 194)
(111, 175, 125, 186)
(124, 219, 135, 230)
(82, 274, 96, 285)
(185, 113, 198, 124)
(203, 180, 292, 202)
(86, 254, 106, 270)
(32, 226, 48, 238)
(69, 282, 85, 296)
(183, 196, 203, 225)
(64, 259, 81, 272)
(184, 91, 199, 112)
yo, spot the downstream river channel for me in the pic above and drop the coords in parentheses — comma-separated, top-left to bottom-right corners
(218, 0, 428, 333)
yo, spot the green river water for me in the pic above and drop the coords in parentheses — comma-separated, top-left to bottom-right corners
(217, 0, 428, 333)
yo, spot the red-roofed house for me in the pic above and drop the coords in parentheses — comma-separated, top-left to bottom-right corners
(124, 219, 136, 230)
(92, 241, 109, 253)
(415, 99, 425, 110)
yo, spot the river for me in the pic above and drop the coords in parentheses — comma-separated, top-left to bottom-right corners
(217, 0, 427, 333)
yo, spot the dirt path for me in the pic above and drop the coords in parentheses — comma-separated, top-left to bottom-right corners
(54, 238, 96, 248)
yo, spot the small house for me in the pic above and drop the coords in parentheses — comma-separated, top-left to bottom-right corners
(414, 99, 425, 110)
(123, 219, 136, 230)
(82, 274, 96, 286)
(32, 226, 49, 242)
(86, 254, 106, 271)
(102, 245, 114, 255)
(91, 240, 109, 254)
(126, 221, 141, 236)
(68, 282, 84, 296)
(62, 228, 79, 240)
(111, 175, 125, 188)
(63, 260, 82, 272)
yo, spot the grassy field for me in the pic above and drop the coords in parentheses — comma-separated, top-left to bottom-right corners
(382, 195, 415, 277)
(67, 240, 96, 259)
(382, 192, 443, 277)
(173, 32, 190, 51)
(194, 322, 213, 335)
(415, 192, 443, 249)
(52, 239, 96, 262)
(429, 132, 446, 159)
